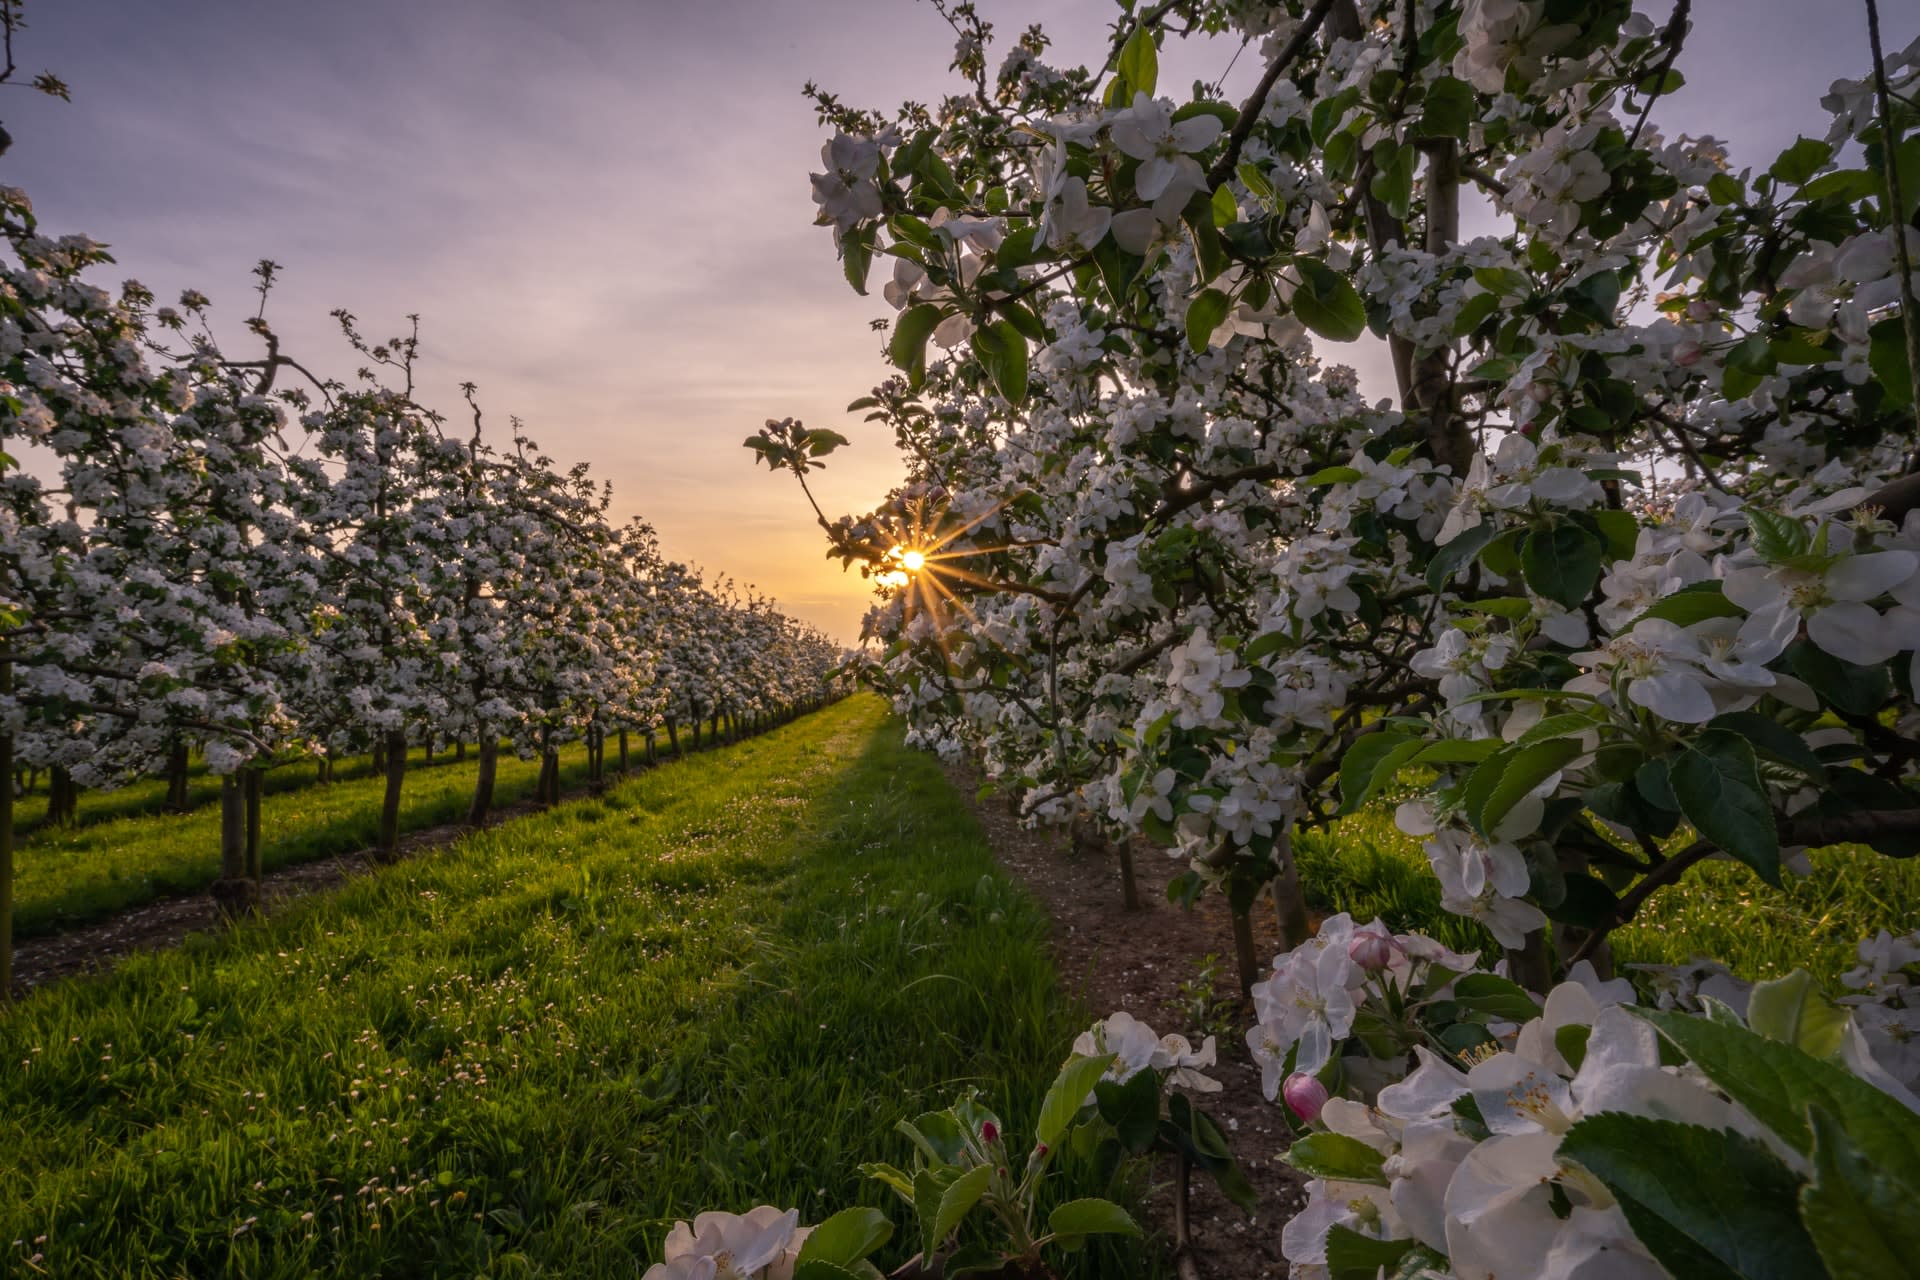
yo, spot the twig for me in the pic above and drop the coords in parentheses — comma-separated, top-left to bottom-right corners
(1171, 1151, 1203, 1280)
(1865, 0, 1920, 470)
(1461, 163, 1510, 199)
(1625, 0, 1691, 150)
(1205, 0, 1340, 189)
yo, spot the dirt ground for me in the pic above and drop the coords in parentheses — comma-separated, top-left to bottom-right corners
(949, 763, 1306, 1280)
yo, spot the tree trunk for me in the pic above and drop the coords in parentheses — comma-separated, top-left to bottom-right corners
(376, 727, 407, 860)
(1271, 828, 1312, 950)
(538, 750, 560, 805)
(212, 774, 256, 918)
(455, 738, 467, 763)
(166, 739, 191, 812)
(618, 730, 629, 772)
(1116, 836, 1141, 911)
(244, 767, 264, 881)
(691, 717, 702, 751)
(1, 659, 12, 995)
(666, 719, 681, 757)
(1507, 926, 1555, 995)
(48, 765, 76, 828)
(371, 741, 386, 775)
(1231, 904, 1260, 997)
(646, 731, 657, 765)
(468, 737, 498, 827)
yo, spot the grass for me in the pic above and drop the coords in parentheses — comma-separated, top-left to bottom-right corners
(14, 745, 454, 839)
(0, 696, 1134, 1279)
(13, 743, 605, 939)
(1296, 804, 1920, 985)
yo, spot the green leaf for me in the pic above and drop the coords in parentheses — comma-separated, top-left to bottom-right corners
(1870, 315, 1914, 409)
(1451, 291, 1502, 337)
(861, 1160, 915, 1205)
(1632, 580, 1743, 629)
(840, 227, 875, 294)
(1509, 710, 1603, 748)
(1670, 730, 1779, 885)
(1801, 1104, 1920, 1280)
(1770, 136, 1834, 186)
(797, 1207, 893, 1268)
(1747, 969, 1848, 1060)
(1477, 738, 1581, 837)
(1705, 712, 1826, 780)
(793, 1262, 869, 1280)
(1746, 508, 1811, 563)
(1409, 738, 1504, 767)
(899, 1111, 968, 1164)
(1415, 75, 1475, 141)
(926, 1164, 992, 1261)
(1554, 1022, 1592, 1072)
(1589, 508, 1640, 561)
(1521, 524, 1603, 611)
(1036, 1053, 1115, 1150)
(1325, 1228, 1421, 1280)
(1047, 1197, 1141, 1240)
(1451, 973, 1543, 1022)
(1632, 1007, 1920, 1185)
(1426, 520, 1500, 593)
(1368, 140, 1417, 221)
(971, 320, 1029, 406)
(1305, 464, 1365, 486)
(1339, 732, 1423, 814)
(1186, 287, 1232, 353)
(1094, 1069, 1161, 1155)
(1210, 183, 1236, 227)
(1292, 257, 1366, 342)
(1559, 1112, 1825, 1280)
(1284, 1132, 1388, 1185)
(890, 304, 944, 388)
(1117, 24, 1158, 98)
(1237, 161, 1275, 201)
(1788, 640, 1891, 717)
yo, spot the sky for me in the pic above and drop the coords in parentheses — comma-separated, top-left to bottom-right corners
(3, 0, 1909, 642)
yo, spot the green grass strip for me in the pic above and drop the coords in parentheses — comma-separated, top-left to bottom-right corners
(0, 696, 1124, 1279)
(14, 744, 609, 939)
(1296, 805, 1920, 984)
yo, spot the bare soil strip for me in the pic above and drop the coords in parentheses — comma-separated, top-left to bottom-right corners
(949, 762, 1307, 1280)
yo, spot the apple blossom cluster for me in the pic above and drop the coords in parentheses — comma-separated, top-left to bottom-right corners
(0, 186, 845, 803)
(762, 0, 1920, 1003)
(1252, 917, 1920, 1278)
(755, 2, 1920, 1265)
(643, 1206, 811, 1280)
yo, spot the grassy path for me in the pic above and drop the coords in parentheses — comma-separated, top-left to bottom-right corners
(0, 696, 1117, 1279)
(13, 743, 602, 939)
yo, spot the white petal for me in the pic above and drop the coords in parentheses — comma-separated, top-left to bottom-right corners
(1808, 601, 1900, 665)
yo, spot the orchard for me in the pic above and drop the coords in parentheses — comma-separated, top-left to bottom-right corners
(2, 0, 1919, 1277)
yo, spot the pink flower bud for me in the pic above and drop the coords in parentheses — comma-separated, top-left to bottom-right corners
(1673, 339, 1703, 367)
(981, 1120, 999, 1144)
(1282, 1074, 1330, 1125)
(1348, 928, 1398, 973)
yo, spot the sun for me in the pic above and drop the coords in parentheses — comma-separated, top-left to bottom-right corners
(899, 549, 927, 572)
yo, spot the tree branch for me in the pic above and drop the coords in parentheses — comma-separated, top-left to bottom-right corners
(1205, 0, 1340, 189)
